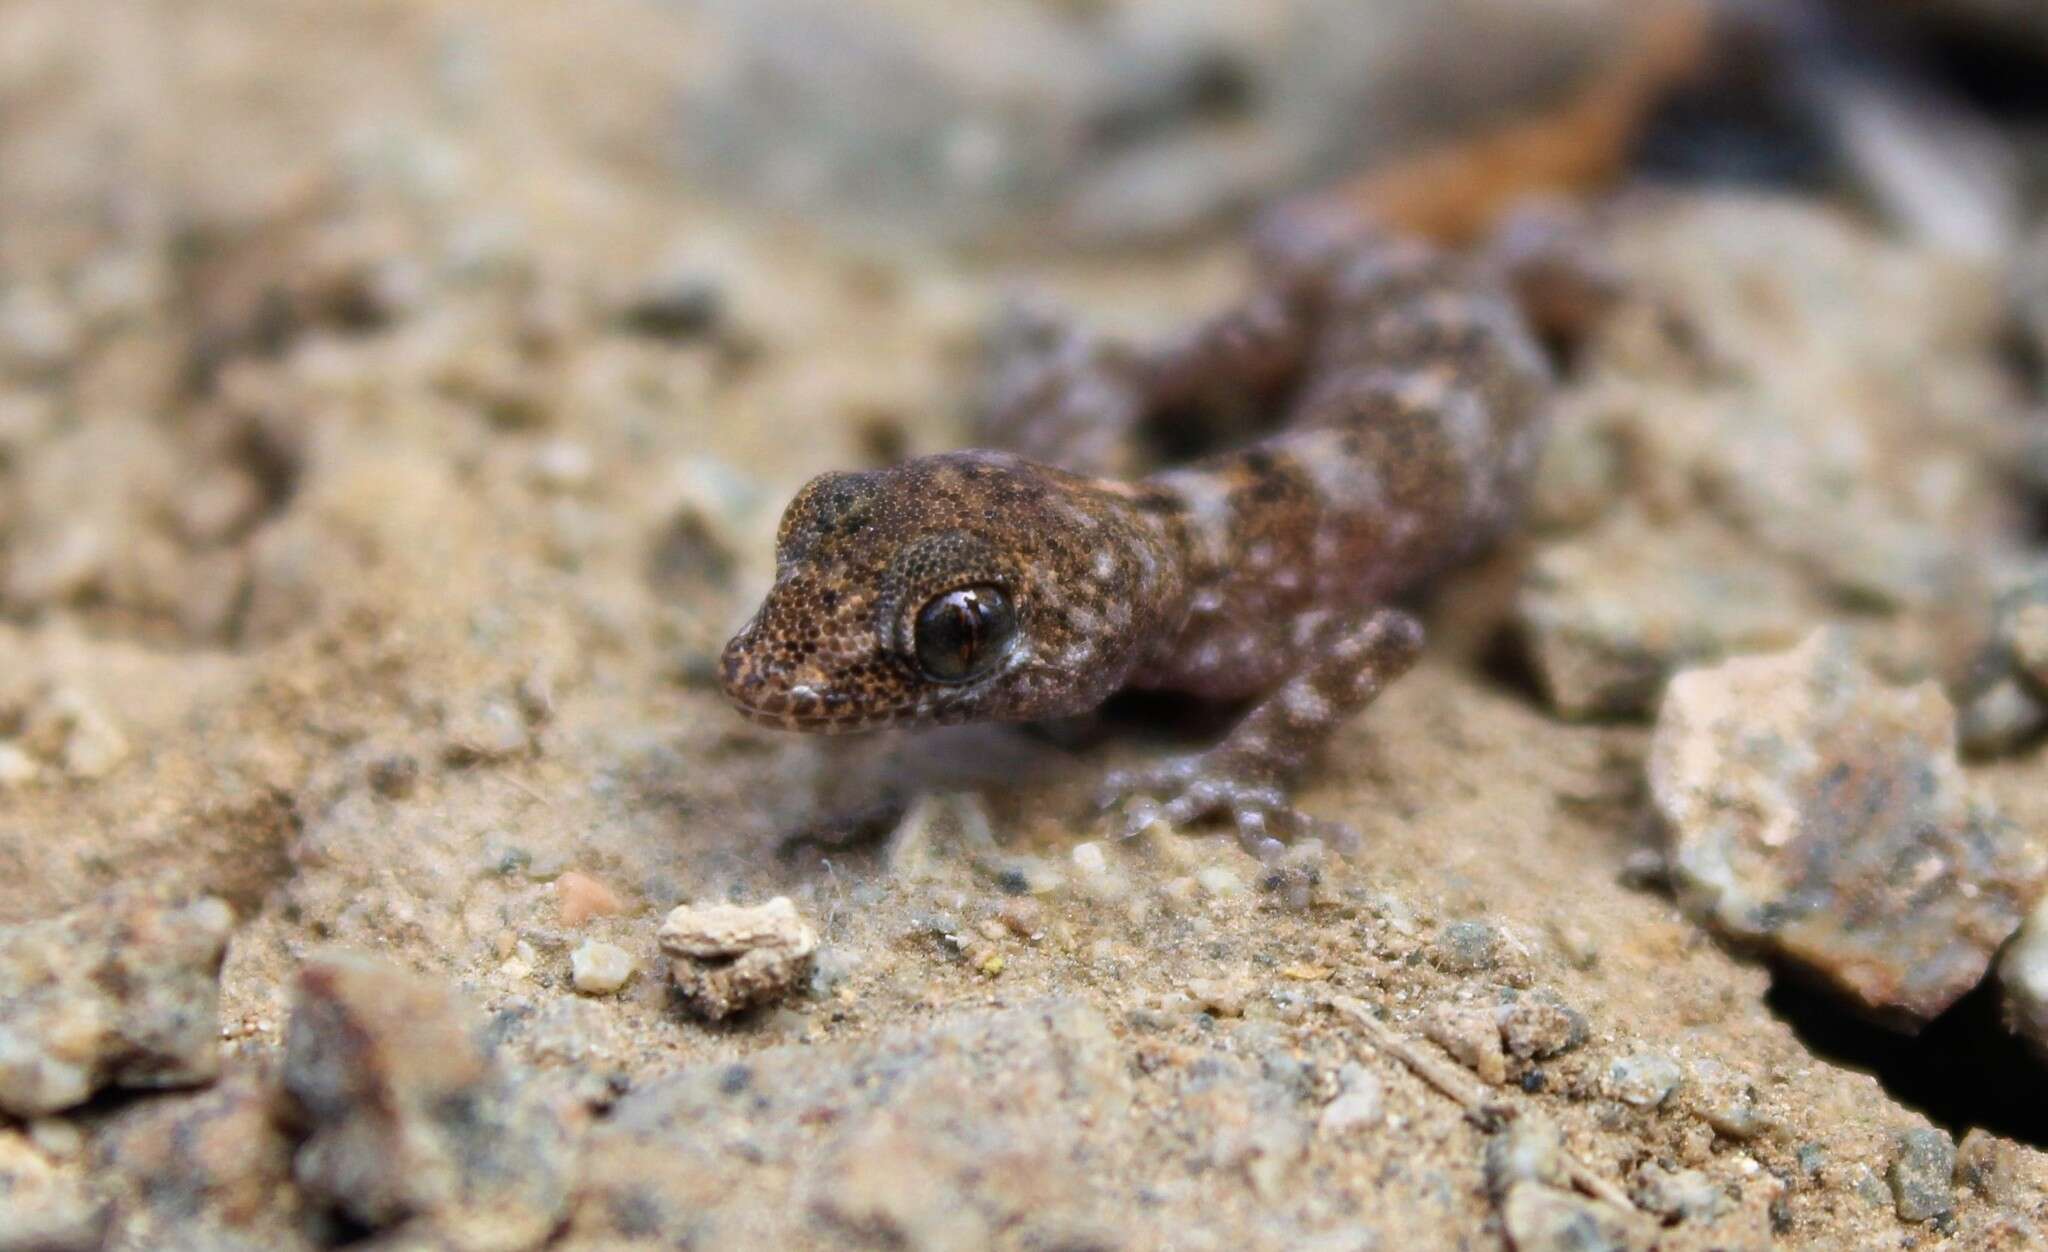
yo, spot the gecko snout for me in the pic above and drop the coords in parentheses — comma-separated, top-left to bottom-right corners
(718, 616, 873, 732)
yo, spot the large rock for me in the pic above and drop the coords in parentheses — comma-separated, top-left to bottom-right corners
(0, 892, 233, 1117)
(282, 953, 583, 1252)
(1649, 629, 2045, 1026)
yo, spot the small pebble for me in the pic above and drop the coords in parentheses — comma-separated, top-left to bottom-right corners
(1496, 994, 1588, 1060)
(1606, 1052, 1684, 1108)
(1185, 976, 1249, 1018)
(1433, 920, 1501, 973)
(1889, 1127, 1957, 1223)
(1684, 1058, 1764, 1139)
(1071, 842, 1108, 875)
(556, 871, 625, 927)
(570, 940, 635, 995)
(1632, 1163, 1725, 1223)
(1485, 1116, 1568, 1198)
(1424, 1003, 1508, 1085)
(1196, 866, 1245, 898)
(659, 897, 818, 1020)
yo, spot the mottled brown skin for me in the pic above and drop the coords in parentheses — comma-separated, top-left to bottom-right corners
(723, 216, 1572, 858)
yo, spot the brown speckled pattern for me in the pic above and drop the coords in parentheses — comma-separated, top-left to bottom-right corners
(723, 222, 1559, 857)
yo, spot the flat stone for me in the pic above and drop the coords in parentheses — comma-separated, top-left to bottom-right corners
(1649, 630, 2044, 1025)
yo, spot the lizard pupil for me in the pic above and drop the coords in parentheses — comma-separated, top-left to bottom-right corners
(914, 585, 1015, 683)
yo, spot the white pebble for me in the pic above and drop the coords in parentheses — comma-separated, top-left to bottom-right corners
(1071, 842, 1108, 875)
(570, 939, 635, 995)
(1197, 865, 1245, 898)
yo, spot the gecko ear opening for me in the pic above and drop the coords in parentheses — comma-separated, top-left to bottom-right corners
(912, 585, 1016, 684)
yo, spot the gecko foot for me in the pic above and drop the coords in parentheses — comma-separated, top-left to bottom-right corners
(1099, 757, 1352, 863)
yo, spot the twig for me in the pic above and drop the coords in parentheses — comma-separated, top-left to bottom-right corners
(1323, 994, 1640, 1216)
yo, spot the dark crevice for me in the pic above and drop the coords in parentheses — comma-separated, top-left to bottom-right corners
(1764, 973, 2048, 1147)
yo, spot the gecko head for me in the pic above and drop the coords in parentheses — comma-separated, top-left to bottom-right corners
(720, 452, 1118, 732)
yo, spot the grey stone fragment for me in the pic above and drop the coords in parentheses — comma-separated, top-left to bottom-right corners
(1650, 630, 2045, 1025)
(1889, 1127, 1957, 1223)
(1605, 1053, 1682, 1109)
(0, 893, 233, 1117)
(1432, 921, 1501, 973)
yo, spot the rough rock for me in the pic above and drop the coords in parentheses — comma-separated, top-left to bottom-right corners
(563, 999, 1131, 1248)
(1496, 991, 1589, 1060)
(282, 953, 583, 1251)
(1649, 629, 2045, 1025)
(0, 893, 233, 1116)
(1678, 1058, 1764, 1140)
(658, 896, 818, 1020)
(1956, 1128, 2048, 1220)
(1890, 1127, 1958, 1224)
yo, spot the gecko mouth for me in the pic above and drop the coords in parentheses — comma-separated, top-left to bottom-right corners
(724, 696, 887, 734)
(719, 631, 895, 733)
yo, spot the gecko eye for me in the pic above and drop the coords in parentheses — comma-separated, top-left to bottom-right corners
(913, 585, 1016, 683)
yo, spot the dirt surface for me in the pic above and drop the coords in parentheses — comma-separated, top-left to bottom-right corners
(6, 4, 2048, 1250)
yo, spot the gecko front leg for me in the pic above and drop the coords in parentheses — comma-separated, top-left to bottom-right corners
(1102, 607, 1424, 860)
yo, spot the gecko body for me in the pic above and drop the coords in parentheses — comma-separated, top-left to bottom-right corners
(721, 218, 1573, 857)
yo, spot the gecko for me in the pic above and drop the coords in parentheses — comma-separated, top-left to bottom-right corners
(718, 208, 1599, 860)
